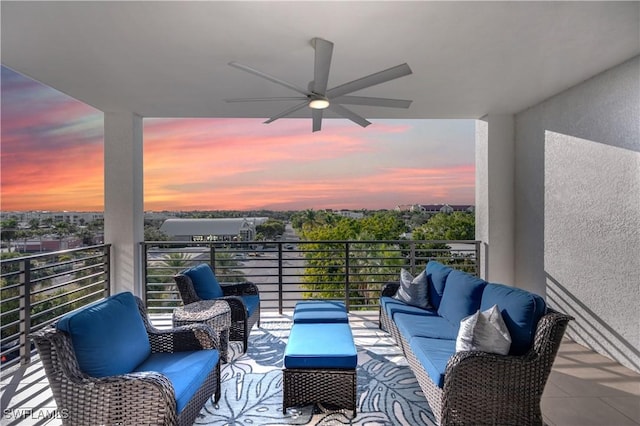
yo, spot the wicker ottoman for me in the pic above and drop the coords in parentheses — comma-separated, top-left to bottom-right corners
(283, 322, 357, 414)
(173, 300, 231, 362)
(293, 300, 348, 324)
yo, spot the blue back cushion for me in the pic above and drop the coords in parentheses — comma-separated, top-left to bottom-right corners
(481, 283, 547, 355)
(183, 264, 223, 299)
(437, 269, 487, 326)
(57, 292, 150, 378)
(426, 261, 453, 310)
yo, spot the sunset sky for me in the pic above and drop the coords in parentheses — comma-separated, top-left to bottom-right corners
(1, 66, 475, 212)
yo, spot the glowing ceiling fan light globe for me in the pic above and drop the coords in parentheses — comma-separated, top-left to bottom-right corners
(309, 98, 330, 109)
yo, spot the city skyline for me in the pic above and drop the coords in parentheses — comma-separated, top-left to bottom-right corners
(1, 66, 475, 212)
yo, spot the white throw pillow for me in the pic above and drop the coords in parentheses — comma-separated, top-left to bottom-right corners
(393, 268, 429, 309)
(456, 304, 512, 355)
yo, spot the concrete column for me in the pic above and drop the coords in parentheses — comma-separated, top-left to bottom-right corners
(104, 112, 144, 296)
(475, 115, 515, 284)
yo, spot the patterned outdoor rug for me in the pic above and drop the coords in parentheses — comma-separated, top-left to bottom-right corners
(196, 319, 436, 425)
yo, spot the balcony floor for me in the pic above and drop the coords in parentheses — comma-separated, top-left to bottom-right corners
(1, 311, 639, 425)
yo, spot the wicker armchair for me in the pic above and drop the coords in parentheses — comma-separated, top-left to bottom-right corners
(30, 295, 221, 426)
(174, 265, 260, 353)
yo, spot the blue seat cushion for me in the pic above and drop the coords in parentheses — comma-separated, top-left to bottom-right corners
(408, 336, 456, 388)
(241, 295, 260, 317)
(426, 261, 453, 310)
(133, 349, 220, 414)
(183, 264, 223, 299)
(394, 312, 458, 340)
(57, 292, 151, 378)
(381, 296, 433, 319)
(284, 323, 357, 369)
(480, 283, 547, 356)
(437, 269, 487, 326)
(293, 301, 348, 323)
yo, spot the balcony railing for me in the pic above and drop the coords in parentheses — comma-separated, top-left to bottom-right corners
(142, 239, 480, 314)
(0, 239, 479, 368)
(0, 244, 111, 368)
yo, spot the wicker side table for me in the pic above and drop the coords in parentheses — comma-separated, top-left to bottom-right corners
(173, 300, 231, 362)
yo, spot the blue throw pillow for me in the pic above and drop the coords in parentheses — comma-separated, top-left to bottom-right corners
(426, 261, 453, 310)
(57, 292, 151, 378)
(183, 264, 223, 300)
(437, 269, 487, 326)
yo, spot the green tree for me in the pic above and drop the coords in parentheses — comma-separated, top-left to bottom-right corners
(1, 218, 18, 251)
(412, 212, 476, 271)
(256, 219, 285, 240)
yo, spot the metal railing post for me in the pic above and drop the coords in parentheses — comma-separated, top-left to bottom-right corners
(344, 242, 350, 311)
(278, 242, 283, 314)
(409, 241, 416, 275)
(209, 243, 216, 268)
(19, 260, 32, 365)
(105, 244, 112, 297)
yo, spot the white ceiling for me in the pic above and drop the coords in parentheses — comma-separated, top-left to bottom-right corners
(2, 1, 639, 121)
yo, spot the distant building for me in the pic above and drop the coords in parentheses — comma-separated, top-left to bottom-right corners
(335, 210, 364, 219)
(416, 204, 474, 214)
(13, 236, 83, 253)
(393, 204, 474, 214)
(160, 218, 269, 242)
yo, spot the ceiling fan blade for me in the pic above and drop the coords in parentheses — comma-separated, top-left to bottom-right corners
(326, 63, 412, 99)
(225, 97, 307, 103)
(312, 109, 323, 132)
(312, 38, 333, 95)
(264, 101, 309, 124)
(333, 96, 412, 109)
(229, 61, 311, 96)
(328, 103, 371, 128)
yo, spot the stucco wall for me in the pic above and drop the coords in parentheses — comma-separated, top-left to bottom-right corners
(514, 56, 640, 372)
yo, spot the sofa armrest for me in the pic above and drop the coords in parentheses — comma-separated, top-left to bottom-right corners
(148, 324, 220, 353)
(381, 281, 400, 297)
(221, 281, 260, 297)
(440, 309, 572, 425)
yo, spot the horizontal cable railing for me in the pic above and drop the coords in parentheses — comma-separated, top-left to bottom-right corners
(142, 240, 480, 314)
(0, 244, 111, 367)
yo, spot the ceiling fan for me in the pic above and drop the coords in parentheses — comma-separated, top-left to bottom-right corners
(226, 38, 413, 132)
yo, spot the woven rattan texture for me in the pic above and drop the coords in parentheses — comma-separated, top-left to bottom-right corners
(174, 273, 261, 352)
(30, 296, 221, 426)
(174, 300, 231, 362)
(283, 368, 357, 415)
(380, 288, 573, 426)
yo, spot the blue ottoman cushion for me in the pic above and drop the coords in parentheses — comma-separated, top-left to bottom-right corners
(293, 301, 348, 323)
(284, 323, 357, 369)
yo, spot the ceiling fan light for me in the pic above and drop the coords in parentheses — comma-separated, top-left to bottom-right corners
(309, 98, 330, 109)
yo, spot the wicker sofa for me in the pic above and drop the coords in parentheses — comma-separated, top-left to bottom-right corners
(379, 261, 573, 426)
(30, 292, 221, 426)
(174, 263, 260, 352)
